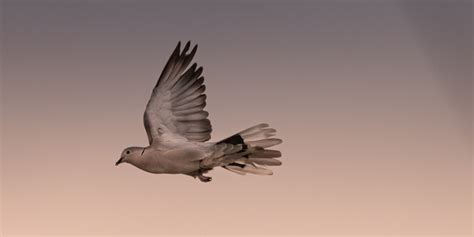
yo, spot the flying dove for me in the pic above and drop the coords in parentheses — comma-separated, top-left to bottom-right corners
(115, 41, 282, 182)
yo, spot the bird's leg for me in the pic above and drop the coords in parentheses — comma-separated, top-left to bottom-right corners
(197, 171, 212, 182)
(196, 160, 213, 182)
(186, 169, 212, 182)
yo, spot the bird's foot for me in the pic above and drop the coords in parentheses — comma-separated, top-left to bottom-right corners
(197, 173, 212, 183)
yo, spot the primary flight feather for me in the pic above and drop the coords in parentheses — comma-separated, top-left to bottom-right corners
(116, 41, 282, 182)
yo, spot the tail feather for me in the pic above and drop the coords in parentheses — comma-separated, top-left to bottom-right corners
(226, 162, 274, 175)
(223, 166, 247, 175)
(249, 149, 281, 158)
(246, 138, 282, 148)
(209, 143, 243, 158)
(249, 158, 282, 166)
(239, 123, 269, 136)
(241, 128, 277, 141)
(217, 123, 282, 176)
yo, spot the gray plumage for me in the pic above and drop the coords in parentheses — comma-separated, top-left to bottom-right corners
(116, 41, 282, 182)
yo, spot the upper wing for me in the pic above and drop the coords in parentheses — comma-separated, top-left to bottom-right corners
(144, 41, 212, 145)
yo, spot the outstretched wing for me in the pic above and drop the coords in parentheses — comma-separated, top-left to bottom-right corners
(144, 41, 212, 145)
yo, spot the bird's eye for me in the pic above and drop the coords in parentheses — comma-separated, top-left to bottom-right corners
(126, 150, 130, 154)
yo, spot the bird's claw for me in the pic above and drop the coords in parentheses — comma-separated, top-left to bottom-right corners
(197, 174, 212, 183)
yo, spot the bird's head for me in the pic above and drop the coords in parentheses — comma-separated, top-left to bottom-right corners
(115, 147, 144, 166)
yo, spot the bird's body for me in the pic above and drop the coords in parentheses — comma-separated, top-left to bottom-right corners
(116, 41, 282, 182)
(130, 143, 206, 174)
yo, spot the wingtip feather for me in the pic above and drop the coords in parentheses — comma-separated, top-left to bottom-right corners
(183, 41, 190, 54)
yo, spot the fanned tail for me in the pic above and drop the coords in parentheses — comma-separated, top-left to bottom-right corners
(216, 123, 282, 175)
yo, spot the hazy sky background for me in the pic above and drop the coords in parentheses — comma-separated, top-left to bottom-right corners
(1, 0, 472, 236)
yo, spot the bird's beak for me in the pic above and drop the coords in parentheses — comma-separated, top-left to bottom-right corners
(115, 157, 124, 166)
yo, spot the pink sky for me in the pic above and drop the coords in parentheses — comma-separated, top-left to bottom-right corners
(1, 0, 472, 236)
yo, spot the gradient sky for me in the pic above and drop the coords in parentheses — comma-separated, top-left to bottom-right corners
(1, 0, 472, 236)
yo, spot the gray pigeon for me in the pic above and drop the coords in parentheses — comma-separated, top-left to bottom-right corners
(115, 41, 282, 182)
